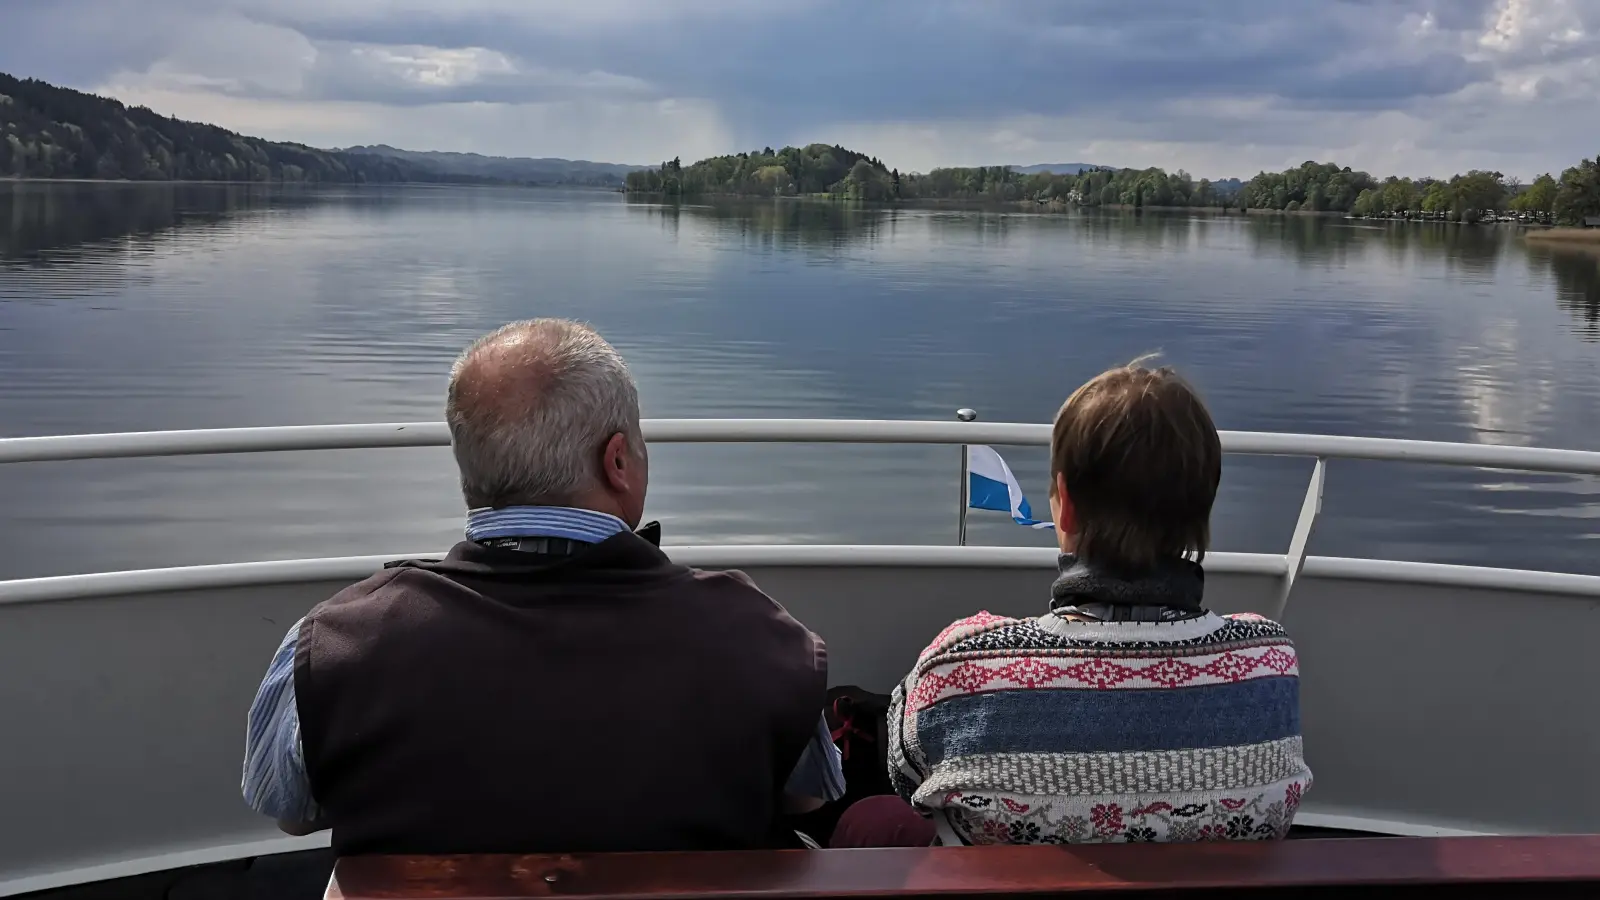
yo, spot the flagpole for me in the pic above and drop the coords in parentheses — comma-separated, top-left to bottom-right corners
(956, 408, 977, 546)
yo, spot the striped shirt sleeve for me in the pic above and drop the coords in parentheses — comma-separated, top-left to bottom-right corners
(241, 619, 324, 824)
(783, 712, 847, 802)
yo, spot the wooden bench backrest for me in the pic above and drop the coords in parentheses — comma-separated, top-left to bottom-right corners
(325, 835, 1600, 899)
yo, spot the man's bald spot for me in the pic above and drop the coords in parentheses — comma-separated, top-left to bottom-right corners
(450, 323, 570, 427)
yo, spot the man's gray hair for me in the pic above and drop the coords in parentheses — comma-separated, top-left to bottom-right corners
(446, 319, 643, 509)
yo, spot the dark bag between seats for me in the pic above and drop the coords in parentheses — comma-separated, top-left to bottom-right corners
(787, 685, 895, 845)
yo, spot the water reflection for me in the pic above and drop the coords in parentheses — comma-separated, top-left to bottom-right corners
(8, 185, 1589, 343)
(1535, 247, 1600, 341)
(626, 196, 900, 254)
(1244, 215, 1366, 267)
(1237, 215, 1512, 280)
(0, 182, 295, 261)
(1, 185, 1597, 579)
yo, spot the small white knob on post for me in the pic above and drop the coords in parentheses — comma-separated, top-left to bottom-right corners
(956, 409, 977, 545)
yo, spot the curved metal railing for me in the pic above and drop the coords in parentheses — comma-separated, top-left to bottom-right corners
(2, 419, 1598, 616)
(2, 419, 1599, 473)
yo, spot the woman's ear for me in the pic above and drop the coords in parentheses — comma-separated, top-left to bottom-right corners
(1054, 473, 1077, 551)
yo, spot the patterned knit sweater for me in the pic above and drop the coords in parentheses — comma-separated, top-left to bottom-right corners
(888, 562, 1310, 846)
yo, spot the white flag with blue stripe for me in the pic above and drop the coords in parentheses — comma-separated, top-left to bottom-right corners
(968, 445, 1053, 529)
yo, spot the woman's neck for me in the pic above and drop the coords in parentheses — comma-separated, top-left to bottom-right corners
(1049, 553, 1206, 615)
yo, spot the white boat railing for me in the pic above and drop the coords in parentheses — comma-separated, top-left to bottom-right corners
(3, 417, 1598, 618)
(2, 418, 1600, 473)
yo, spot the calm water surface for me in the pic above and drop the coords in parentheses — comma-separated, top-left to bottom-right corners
(1, 182, 1598, 579)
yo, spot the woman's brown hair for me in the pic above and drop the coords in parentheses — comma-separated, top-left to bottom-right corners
(1050, 355, 1222, 572)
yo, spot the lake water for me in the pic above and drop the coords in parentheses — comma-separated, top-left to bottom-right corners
(1, 181, 1598, 580)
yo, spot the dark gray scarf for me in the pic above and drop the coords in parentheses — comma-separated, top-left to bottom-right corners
(1048, 553, 1207, 622)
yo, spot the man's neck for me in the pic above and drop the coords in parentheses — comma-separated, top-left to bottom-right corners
(464, 504, 630, 544)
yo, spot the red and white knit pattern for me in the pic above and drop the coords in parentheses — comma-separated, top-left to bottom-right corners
(889, 610, 1312, 846)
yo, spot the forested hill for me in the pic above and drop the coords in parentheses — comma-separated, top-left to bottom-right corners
(629, 143, 1600, 224)
(625, 145, 901, 199)
(0, 72, 430, 182)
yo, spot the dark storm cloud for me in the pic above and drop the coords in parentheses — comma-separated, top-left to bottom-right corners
(3, 0, 1596, 170)
(0, 1, 1521, 111)
(245, 0, 1503, 122)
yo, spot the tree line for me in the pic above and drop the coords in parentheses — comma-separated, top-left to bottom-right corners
(623, 144, 904, 199)
(0, 72, 442, 183)
(891, 165, 1245, 208)
(9, 64, 1597, 226)
(624, 152, 1250, 208)
(631, 144, 1600, 227)
(1244, 161, 1596, 225)
(1345, 167, 1598, 224)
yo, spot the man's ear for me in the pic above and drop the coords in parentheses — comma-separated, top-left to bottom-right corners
(601, 432, 631, 491)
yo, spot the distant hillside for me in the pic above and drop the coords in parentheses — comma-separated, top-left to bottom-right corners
(341, 145, 646, 187)
(1010, 163, 1106, 175)
(0, 72, 438, 183)
(1210, 177, 1245, 196)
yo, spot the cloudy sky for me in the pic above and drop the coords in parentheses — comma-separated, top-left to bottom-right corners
(3, 0, 1597, 179)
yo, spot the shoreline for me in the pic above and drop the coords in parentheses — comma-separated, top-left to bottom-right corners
(0, 177, 617, 189)
(1523, 227, 1600, 245)
(625, 192, 1257, 215)
(1, 176, 392, 186)
(12, 179, 1591, 232)
(622, 192, 1561, 224)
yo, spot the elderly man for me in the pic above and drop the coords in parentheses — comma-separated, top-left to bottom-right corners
(242, 319, 841, 855)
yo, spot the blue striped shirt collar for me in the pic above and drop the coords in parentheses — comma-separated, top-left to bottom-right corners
(464, 505, 630, 544)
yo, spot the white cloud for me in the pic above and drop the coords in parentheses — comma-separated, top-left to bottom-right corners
(348, 45, 518, 89)
(230, 0, 795, 30)
(94, 82, 732, 163)
(314, 41, 655, 99)
(134, 15, 319, 97)
(1478, 0, 1590, 54)
(89, 6, 702, 160)
(98, 8, 657, 104)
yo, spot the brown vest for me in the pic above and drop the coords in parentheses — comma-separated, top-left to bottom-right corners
(293, 532, 827, 856)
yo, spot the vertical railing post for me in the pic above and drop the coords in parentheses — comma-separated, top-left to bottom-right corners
(956, 408, 977, 545)
(1271, 456, 1326, 621)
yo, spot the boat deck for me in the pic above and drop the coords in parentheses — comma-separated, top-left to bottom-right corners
(324, 838, 1600, 899)
(4, 419, 1600, 897)
(13, 828, 1526, 900)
